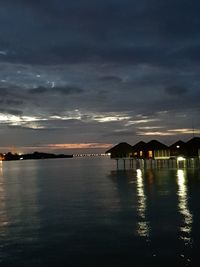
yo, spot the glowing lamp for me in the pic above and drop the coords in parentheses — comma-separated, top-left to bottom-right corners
(177, 156, 185, 161)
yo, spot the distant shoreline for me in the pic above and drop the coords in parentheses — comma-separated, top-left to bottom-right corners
(0, 152, 73, 161)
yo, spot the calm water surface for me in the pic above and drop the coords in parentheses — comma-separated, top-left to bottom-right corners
(0, 158, 200, 266)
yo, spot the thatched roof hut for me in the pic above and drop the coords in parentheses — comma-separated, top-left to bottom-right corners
(169, 140, 187, 157)
(146, 140, 168, 150)
(145, 140, 170, 159)
(106, 142, 133, 158)
(132, 141, 146, 158)
(186, 137, 200, 157)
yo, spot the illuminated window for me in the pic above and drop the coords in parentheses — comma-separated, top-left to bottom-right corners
(148, 150, 153, 158)
(140, 151, 143, 157)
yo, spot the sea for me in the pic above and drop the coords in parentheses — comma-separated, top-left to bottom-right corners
(0, 157, 200, 267)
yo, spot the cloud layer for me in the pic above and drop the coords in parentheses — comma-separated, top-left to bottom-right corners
(0, 0, 199, 152)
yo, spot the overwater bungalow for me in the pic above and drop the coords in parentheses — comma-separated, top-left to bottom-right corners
(106, 138, 200, 169)
(132, 141, 146, 158)
(132, 140, 170, 160)
(169, 140, 187, 158)
(145, 140, 170, 160)
(105, 142, 133, 159)
(186, 137, 200, 158)
(106, 140, 170, 160)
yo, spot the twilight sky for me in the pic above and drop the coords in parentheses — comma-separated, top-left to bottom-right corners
(0, 0, 200, 153)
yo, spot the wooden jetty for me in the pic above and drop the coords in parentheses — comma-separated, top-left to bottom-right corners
(114, 157, 200, 170)
(106, 137, 200, 169)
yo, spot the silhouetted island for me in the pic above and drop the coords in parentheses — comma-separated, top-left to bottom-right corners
(0, 152, 73, 161)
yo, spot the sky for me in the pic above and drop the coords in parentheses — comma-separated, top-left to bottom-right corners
(0, 0, 200, 153)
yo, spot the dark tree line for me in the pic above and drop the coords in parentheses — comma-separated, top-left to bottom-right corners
(0, 152, 73, 161)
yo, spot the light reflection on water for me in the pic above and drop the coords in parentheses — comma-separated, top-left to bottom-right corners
(0, 158, 199, 266)
(0, 162, 9, 230)
(177, 169, 193, 246)
(0, 160, 41, 254)
(136, 169, 150, 238)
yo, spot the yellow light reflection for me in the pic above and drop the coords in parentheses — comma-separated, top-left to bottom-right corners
(177, 169, 193, 245)
(136, 169, 150, 238)
(0, 160, 3, 176)
(0, 162, 9, 228)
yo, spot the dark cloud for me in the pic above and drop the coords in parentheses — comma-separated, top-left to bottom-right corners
(56, 86, 84, 95)
(99, 75, 123, 83)
(5, 99, 24, 106)
(0, 108, 23, 116)
(103, 130, 137, 138)
(29, 86, 84, 95)
(0, 0, 200, 66)
(0, 86, 26, 109)
(164, 85, 188, 96)
(175, 45, 200, 63)
(0, 88, 9, 96)
(0, 0, 200, 150)
(29, 87, 48, 94)
(142, 91, 200, 116)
